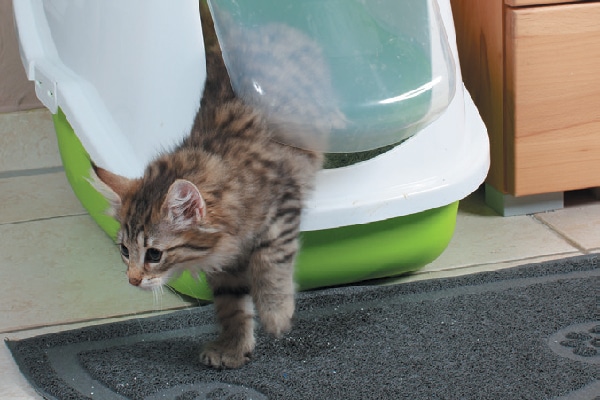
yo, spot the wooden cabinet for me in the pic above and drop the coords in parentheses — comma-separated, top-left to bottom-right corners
(450, 0, 600, 213)
(0, 0, 42, 112)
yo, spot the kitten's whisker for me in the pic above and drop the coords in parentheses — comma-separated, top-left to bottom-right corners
(165, 281, 202, 310)
(136, 316, 146, 335)
(165, 284, 190, 307)
(152, 286, 162, 311)
(159, 285, 165, 311)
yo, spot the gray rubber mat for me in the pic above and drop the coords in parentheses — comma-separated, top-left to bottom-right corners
(6, 254, 599, 399)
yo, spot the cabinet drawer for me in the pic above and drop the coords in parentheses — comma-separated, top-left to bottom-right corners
(505, 2, 600, 195)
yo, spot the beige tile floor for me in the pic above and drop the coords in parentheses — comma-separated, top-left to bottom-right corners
(1, 109, 599, 399)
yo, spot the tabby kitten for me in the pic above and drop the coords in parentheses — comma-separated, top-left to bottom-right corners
(90, 3, 340, 369)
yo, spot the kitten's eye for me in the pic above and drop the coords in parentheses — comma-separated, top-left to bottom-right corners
(145, 248, 163, 263)
(120, 244, 130, 259)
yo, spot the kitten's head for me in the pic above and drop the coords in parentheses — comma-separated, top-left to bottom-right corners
(90, 164, 227, 290)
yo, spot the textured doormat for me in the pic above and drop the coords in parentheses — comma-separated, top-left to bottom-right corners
(6, 254, 599, 400)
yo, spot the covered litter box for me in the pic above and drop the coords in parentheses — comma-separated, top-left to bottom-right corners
(13, 0, 489, 300)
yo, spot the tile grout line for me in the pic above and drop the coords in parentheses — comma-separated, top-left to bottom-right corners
(3, 253, 598, 335)
(6, 250, 588, 335)
(0, 213, 90, 227)
(409, 251, 585, 279)
(531, 214, 591, 254)
(0, 166, 64, 180)
(0, 306, 198, 336)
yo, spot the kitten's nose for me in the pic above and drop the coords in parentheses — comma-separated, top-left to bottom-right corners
(128, 274, 142, 286)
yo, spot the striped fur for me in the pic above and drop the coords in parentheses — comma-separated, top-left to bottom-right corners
(89, 2, 338, 369)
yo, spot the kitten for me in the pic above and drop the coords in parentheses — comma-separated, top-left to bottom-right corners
(90, 2, 341, 369)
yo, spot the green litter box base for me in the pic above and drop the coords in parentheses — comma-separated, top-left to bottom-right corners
(53, 108, 458, 301)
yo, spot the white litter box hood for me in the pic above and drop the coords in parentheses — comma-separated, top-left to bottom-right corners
(13, 0, 489, 232)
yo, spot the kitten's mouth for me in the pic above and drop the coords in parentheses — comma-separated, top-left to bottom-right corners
(137, 277, 166, 291)
(137, 281, 167, 309)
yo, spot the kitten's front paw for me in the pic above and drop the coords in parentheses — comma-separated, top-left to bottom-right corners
(200, 342, 252, 369)
(259, 297, 294, 338)
(261, 311, 293, 338)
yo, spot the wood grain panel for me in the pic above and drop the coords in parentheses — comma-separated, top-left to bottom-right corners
(450, 0, 505, 190)
(506, 0, 584, 6)
(505, 2, 600, 195)
(0, 0, 42, 113)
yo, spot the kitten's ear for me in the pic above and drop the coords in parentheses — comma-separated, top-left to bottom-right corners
(88, 163, 132, 215)
(162, 179, 206, 229)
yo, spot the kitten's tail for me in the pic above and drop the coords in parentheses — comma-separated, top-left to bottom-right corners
(198, 0, 235, 108)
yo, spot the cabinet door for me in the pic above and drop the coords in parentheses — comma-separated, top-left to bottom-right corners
(505, 2, 600, 196)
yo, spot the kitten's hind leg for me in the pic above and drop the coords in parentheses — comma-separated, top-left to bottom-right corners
(250, 231, 299, 338)
(201, 272, 255, 369)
